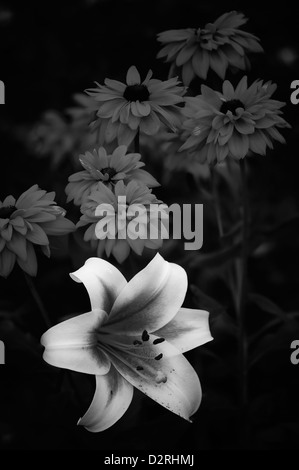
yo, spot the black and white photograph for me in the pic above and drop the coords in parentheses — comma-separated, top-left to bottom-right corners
(1, 0, 299, 455)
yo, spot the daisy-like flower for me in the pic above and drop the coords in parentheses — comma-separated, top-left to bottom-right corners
(77, 180, 168, 263)
(28, 111, 75, 168)
(41, 254, 213, 431)
(86, 65, 186, 147)
(180, 76, 290, 164)
(28, 94, 99, 170)
(157, 131, 211, 179)
(65, 145, 159, 206)
(157, 11, 263, 85)
(0, 185, 75, 278)
(66, 93, 98, 125)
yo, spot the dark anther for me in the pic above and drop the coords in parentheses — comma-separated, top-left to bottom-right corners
(101, 167, 117, 181)
(123, 84, 150, 102)
(136, 366, 144, 371)
(154, 353, 163, 361)
(133, 340, 142, 346)
(142, 330, 150, 342)
(153, 338, 165, 345)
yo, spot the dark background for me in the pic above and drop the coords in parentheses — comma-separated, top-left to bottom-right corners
(1, 0, 299, 451)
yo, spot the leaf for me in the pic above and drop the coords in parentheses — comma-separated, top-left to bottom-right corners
(190, 285, 225, 315)
(248, 293, 284, 318)
(221, 221, 242, 242)
(191, 285, 238, 338)
(259, 213, 299, 235)
(179, 242, 241, 271)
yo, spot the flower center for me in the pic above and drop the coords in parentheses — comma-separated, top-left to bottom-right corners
(220, 99, 245, 116)
(102, 167, 117, 181)
(97, 330, 168, 385)
(123, 84, 150, 102)
(0, 205, 17, 219)
(196, 28, 213, 44)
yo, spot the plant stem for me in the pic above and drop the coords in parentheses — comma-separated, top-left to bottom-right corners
(24, 273, 52, 328)
(211, 166, 224, 239)
(134, 129, 140, 153)
(238, 158, 249, 413)
(24, 274, 85, 409)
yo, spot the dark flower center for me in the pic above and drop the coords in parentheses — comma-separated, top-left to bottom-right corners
(102, 167, 117, 181)
(0, 205, 17, 219)
(123, 84, 150, 102)
(220, 99, 245, 116)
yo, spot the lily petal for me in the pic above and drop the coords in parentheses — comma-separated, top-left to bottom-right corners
(108, 337, 201, 421)
(41, 310, 111, 375)
(70, 257, 127, 312)
(78, 366, 133, 432)
(107, 253, 187, 334)
(153, 308, 213, 353)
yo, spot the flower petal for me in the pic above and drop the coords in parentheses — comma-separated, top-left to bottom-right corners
(192, 49, 209, 79)
(45, 217, 75, 235)
(130, 168, 160, 188)
(135, 101, 151, 116)
(126, 66, 141, 86)
(26, 223, 49, 245)
(228, 132, 249, 159)
(153, 308, 213, 353)
(41, 310, 111, 375)
(110, 145, 128, 166)
(106, 253, 187, 334)
(139, 112, 161, 135)
(17, 242, 37, 276)
(111, 239, 131, 263)
(78, 367, 133, 432)
(182, 61, 195, 86)
(0, 249, 16, 278)
(2, 195, 16, 206)
(176, 44, 197, 66)
(0, 237, 5, 253)
(104, 78, 126, 93)
(70, 257, 127, 312)
(108, 338, 201, 421)
(7, 232, 27, 261)
(117, 123, 137, 146)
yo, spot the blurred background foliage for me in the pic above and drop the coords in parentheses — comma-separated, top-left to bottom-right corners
(1, 0, 299, 450)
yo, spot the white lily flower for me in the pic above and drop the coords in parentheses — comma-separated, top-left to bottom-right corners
(41, 253, 213, 432)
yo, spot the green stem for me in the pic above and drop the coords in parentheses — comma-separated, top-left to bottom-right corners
(211, 166, 224, 239)
(134, 129, 140, 153)
(238, 158, 249, 412)
(24, 273, 52, 328)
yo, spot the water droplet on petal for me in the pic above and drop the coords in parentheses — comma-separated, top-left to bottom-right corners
(155, 371, 167, 384)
